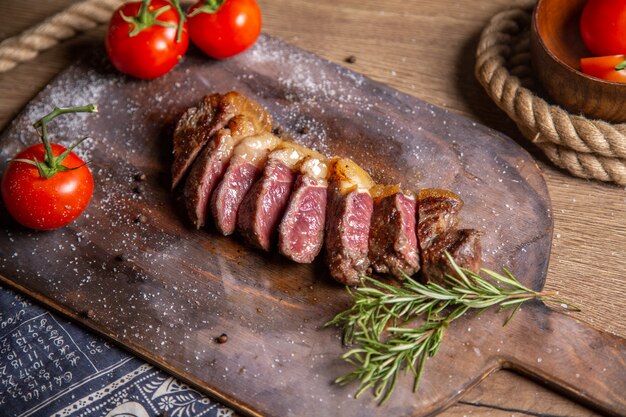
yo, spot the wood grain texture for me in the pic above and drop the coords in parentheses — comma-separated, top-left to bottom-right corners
(531, 0, 626, 122)
(0, 1, 623, 416)
(1, 34, 624, 417)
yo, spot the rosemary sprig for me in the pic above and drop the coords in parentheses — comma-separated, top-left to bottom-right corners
(326, 252, 578, 404)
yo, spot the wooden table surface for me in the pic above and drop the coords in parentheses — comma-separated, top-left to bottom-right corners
(0, 1, 623, 416)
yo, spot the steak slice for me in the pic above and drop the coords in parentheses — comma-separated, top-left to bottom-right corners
(421, 228, 482, 284)
(278, 156, 329, 263)
(237, 143, 316, 251)
(220, 91, 272, 133)
(183, 115, 261, 229)
(172, 94, 223, 189)
(210, 133, 282, 235)
(171, 92, 272, 189)
(368, 186, 419, 279)
(416, 188, 463, 252)
(325, 158, 375, 285)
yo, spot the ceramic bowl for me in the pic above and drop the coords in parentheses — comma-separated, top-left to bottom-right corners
(531, 0, 626, 123)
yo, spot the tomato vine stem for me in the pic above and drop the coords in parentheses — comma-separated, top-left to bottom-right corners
(188, 0, 226, 17)
(12, 104, 99, 179)
(121, 0, 176, 37)
(170, 0, 186, 43)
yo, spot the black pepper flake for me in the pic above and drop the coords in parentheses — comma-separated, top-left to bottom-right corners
(80, 309, 95, 319)
(216, 333, 228, 344)
(133, 184, 146, 195)
(135, 214, 148, 224)
(116, 253, 129, 262)
(272, 125, 285, 136)
(134, 172, 147, 182)
(256, 307, 262, 314)
(345, 55, 357, 64)
(298, 126, 310, 135)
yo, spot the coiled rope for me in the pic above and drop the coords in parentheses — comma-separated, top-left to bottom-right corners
(0, 0, 124, 72)
(475, 5, 626, 185)
(2, 1, 624, 184)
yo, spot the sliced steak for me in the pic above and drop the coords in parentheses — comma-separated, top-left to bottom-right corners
(172, 94, 223, 189)
(210, 133, 282, 235)
(325, 158, 375, 285)
(278, 155, 329, 263)
(416, 188, 463, 252)
(172, 92, 272, 189)
(237, 143, 315, 251)
(368, 186, 419, 279)
(183, 115, 261, 229)
(220, 91, 272, 133)
(421, 229, 482, 284)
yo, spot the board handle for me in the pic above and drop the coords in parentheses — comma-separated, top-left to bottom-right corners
(499, 301, 626, 416)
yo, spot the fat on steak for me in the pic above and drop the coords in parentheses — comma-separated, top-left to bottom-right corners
(325, 158, 375, 285)
(172, 92, 272, 189)
(210, 133, 282, 235)
(278, 156, 329, 263)
(183, 115, 267, 229)
(238, 143, 320, 251)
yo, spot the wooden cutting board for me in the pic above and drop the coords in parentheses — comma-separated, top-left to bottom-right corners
(0, 35, 624, 417)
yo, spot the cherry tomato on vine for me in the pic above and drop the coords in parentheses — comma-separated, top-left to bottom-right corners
(580, 0, 626, 56)
(580, 55, 626, 83)
(187, 0, 262, 59)
(1, 105, 97, 231)
(106, 0, 189, 79)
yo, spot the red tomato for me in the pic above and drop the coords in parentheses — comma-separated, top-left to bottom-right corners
(580, 55, 626, 83)
(2, 144, 94, 230)
(106, 0, 189, 79)
(187, 0, 261, 59)
(580, 0, 626, 56)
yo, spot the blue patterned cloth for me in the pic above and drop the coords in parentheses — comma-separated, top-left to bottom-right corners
(0, 286, 233, 417)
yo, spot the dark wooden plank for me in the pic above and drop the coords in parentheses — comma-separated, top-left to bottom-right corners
(0, 35, 624, 417)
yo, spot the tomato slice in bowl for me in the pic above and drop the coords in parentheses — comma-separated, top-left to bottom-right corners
(580, 55, 626, 83)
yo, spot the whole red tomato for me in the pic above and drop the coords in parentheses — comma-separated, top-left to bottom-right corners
(106, 0, 189, 79)
(1, 104, 97, 231)
(187, 0, 261, 59)
(2, 144, 94, 230)
(580, 0, 626, 56)
(580, 55, 626, 83)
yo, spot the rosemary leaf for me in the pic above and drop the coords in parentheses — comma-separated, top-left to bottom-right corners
(327, 252, 577, 404)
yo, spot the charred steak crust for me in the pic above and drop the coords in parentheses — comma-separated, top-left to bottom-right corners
(369, 191, 419, 278)
(173, 92, 484, 286)
(421, 228, 482, 284)
(278, 174, 328, 263)
(172, 94, 223, 189)
(325, 184, 374, 286)
(184, 128, 232, 229)
(183, 115, 270, 229)
(220, 91, 272, 134)
(237, 160, 296, 251)
(172, 92, 272, 189)
(417, 188, 464, 252)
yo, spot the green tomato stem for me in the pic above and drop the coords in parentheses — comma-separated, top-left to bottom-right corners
(121, 1, 175, 37)
(188, 0, 225, 17)
(170, 0, 186, 43)
(615, 59, 626, 71)
(30, 104, 98, 179)
(138, 0, 151, 24)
